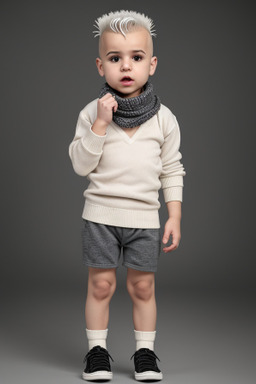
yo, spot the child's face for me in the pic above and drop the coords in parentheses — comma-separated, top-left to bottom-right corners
(96, 28, 157, 98)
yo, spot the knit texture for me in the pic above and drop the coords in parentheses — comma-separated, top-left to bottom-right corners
(99, 81, 161, 128)
(69, 99, 186, 229)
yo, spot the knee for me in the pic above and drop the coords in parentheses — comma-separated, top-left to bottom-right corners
(90, 279, 116, 301)
(127, 279, 154, 301)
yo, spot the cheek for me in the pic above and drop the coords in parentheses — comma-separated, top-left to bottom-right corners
(139, 62, 152, 77)
(103, 65, 116, 79)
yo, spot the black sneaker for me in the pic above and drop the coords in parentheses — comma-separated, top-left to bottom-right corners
(82, 345, 114, 381)
(131, 348, 163, 381)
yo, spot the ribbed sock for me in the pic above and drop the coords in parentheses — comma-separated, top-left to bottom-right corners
(86, 328, 108, 350)
(134, 330, 156, 351)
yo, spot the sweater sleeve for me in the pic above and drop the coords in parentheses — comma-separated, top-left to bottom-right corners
(69, 100, 107, 176)
(159, 107, 186, 202)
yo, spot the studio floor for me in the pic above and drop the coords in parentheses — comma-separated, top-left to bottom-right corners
(1, 280, 255, 384)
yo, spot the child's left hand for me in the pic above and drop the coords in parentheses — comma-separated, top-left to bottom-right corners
(162, 217, 181, 253)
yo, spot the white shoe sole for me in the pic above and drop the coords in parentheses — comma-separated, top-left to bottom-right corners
(82, 370, 113, 381)
(135, 370, 163, 381)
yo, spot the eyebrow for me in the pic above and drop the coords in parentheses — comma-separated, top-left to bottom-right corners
(106, 49, 146, 56)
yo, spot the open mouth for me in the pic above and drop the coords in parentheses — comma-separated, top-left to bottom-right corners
(121, 76, 134, 85)
(121, 76, 133, 80)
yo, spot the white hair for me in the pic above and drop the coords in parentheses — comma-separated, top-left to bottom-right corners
(93, 10, 156, 38)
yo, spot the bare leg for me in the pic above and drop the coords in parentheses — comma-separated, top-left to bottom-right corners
(126, 268, 156, 331)
(85, 267, 116, 330)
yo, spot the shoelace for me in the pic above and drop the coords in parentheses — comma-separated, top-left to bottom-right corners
(83, 346, 114, 370)
(130, 348, 160, 371)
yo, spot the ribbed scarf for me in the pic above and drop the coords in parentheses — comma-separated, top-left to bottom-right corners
(99, 81, 161, 128)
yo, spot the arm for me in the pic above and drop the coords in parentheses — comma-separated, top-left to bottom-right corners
(69, 94, 118, 176)
(159, 110, 186, 253)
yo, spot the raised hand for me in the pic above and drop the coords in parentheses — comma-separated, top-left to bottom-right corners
(91, 93, 118, 136)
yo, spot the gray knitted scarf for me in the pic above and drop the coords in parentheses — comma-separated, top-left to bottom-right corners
(99, 81, 161, 128)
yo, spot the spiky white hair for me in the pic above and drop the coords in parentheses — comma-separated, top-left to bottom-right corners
(93, 10, 156, 38)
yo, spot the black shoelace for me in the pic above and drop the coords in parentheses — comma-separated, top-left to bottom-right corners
(83, 346, 114, 370)
(130, 348, 160, 371)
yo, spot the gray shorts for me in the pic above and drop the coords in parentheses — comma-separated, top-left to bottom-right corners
(81, 219, 161, 272)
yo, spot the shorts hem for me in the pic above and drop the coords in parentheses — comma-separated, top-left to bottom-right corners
(123, 261, 157, 273)
(83, 261, 119, 269)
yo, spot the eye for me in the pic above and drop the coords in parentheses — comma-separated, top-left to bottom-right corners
(110, 56, 120, 63)
(133, 55, 142, 61)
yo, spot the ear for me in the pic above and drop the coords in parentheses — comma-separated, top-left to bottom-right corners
(149, 56, 158, 76)
(96, 57, 104, 77)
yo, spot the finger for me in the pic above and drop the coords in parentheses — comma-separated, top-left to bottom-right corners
(105, 98, 118, 111)
(162, 232, 170, 245)
(106, 100, 118, 113)
(163, 242, 179, 253)
(106, 95, 117, 108)
(163, 238, 180, 253)
(99, 92, 115, 101)
(99, 98, 118, 113)
(113, 101, 118, 112)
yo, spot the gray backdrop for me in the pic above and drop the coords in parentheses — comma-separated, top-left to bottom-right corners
(1, 1, 255, 383)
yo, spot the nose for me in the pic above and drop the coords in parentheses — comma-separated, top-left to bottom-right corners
(121, 58, 131, 71)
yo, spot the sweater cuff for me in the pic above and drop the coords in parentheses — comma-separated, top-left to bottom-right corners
(160, 175, 184, 189)
(163, 186, 183, 202)
(81, 126, 107, 154)
(161, 176, 184, 202)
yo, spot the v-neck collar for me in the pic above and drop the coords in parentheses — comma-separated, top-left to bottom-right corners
(110, 119, 153, 144)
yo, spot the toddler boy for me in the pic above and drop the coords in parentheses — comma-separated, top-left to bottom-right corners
(69, 10, 186, 382)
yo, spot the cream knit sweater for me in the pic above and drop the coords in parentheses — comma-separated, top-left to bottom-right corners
(69, 99, 186, 228)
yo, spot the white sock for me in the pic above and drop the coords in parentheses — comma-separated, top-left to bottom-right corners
(134, 330, 156, 351)
(86, 328, 108, 350)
